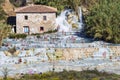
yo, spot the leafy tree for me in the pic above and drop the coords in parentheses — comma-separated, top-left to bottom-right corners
(9, 0, 26, 7)
(0, 0, 6, 21)
(66, 0, 81, 18)
(85, 0, 120, 43)
(0, 23, 11, 46)
(34, 0, 66, 14)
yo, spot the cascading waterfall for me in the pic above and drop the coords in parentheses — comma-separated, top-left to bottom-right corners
(56, 7, 83, 32)
(56, 10, 72, 32)
(78, 7, 83, 30)
(55, 7, 113, 59)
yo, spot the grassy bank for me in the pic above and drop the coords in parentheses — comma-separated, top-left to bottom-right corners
(1, 70, 120, 80)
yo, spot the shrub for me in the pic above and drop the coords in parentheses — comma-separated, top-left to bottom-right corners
(8, 46, 16, 54)
(44, 29, 57, 34)
(9, 34, 27, 39)
(85, 0, 120, 44)
(0, 23, 11, 46)
(92, 77, 99, 80)
(8, 34, 16, 38)
(31, 33, 42, 36)
(0, 0, 6, 21)
(4, 70, 120, 80)
(31, 29, 57, 37)
(9, 0, 26, 7)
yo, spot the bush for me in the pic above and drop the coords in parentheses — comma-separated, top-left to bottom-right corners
(8, 46, 16, 54)
(44, 29, 57, 34)
(31, 29, 57, 37)
(9, 34, 27, 39)
(4, 70, 120, 80)
(31, 33, 42, 36)
(8, 34, 16, 38)
(0, 0, 6, 21)
(92, 77, 99, 80)
(85, 0, 120, 44)
(9, 0, 26, 7)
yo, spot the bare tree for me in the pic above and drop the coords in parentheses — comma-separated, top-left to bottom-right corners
(1, 67, 10, 80)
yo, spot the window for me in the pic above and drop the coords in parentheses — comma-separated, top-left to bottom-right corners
(43, 16, 47, 20)
(25, 15, 28, 20)
(23, 26, 29, 33)
(40, 27, 44, 31)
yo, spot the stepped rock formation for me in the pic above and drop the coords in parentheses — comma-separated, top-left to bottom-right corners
(0, 46, 120, 62)
(54, 47, 120, 60)
(109, 46, 120, 56)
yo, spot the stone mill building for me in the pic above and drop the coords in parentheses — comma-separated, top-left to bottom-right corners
(15, 5, 57, 34)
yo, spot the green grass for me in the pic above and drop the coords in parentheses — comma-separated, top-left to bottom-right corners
(1, 70, 120, 80)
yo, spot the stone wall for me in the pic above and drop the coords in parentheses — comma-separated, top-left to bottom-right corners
(16, 12, 56, 34)
(54, 46, 120, 60)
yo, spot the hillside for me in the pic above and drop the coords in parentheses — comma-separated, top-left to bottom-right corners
(0, 0, 6, 22)
(2, 0, 15, 16)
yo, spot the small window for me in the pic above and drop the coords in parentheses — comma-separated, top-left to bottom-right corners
(40, 27, 44, 31)
(25, 15, 28, 20)
(23, 26, 29, 33)
(43, 16, 47, 20)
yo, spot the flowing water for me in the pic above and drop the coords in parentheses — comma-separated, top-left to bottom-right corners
(56, 10, 72, 32)
(56, 7, 83, 32)
(55, 7, 116, 58)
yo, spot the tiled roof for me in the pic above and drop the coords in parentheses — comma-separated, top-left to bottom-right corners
(15, 5, 57, 13)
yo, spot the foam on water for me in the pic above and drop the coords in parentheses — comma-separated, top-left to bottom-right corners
(56, 10, 72, 32)
(56, 7, 83, 32)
